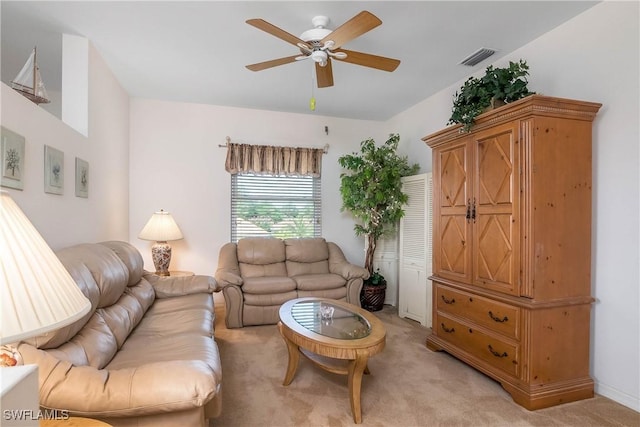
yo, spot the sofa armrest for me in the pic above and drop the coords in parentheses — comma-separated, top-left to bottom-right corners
(221, 285, 244, 328)
(327, 242, 370, 280)
(214, 270, 243, 290)
(331, 263, 370, 280)
(18, 344, 219, 418)
(145, 273, 216, 298)
(215, 242, 243, 290)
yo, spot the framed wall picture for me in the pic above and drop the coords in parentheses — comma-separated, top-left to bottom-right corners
(1, 126, 26, 190)
(75, 157, 89, 198)
(44, 145, 64, 195)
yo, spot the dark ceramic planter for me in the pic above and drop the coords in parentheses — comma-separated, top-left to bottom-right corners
(361, 282, 386, 312)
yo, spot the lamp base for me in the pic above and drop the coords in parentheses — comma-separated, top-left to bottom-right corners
(0, 345, 23, 367)
(151, 241, 172, 276)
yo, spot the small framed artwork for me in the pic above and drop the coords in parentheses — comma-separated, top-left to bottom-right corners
(75, 157, 89, 198)
(44, 145, 64, 195)
(1, 126, 26, 190)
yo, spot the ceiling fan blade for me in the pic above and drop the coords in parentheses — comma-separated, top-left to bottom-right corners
(316, 60, 334, 88)
(246, 55, 300, 71)
(334, 49, 400, 72)
(320, 11, 382, 49)
(246, 18, 305, 47)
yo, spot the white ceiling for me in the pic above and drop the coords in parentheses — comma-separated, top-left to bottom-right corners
(1, 1, 598, 121)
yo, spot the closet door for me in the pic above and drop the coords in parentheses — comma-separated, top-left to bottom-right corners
(373, 234, 399, 306)
(399, 173, 432, 326)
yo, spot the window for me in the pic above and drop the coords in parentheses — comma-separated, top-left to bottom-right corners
(231, 173, 321, 242)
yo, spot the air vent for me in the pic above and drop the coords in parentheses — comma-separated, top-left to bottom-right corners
(459, 48, 497, 66)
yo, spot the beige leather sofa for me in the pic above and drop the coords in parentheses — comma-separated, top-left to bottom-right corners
(215, 237, 368, 328)
(17, 241, 222, 427)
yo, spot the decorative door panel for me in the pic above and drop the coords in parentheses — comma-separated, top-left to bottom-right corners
(472, 125, 520, 295)
(474, 213, 517, 294)
(439, 144, 468, 209)
(476, 128, 515, 207)
(439, 215, 471, 280)
(433, 142, 472, 283)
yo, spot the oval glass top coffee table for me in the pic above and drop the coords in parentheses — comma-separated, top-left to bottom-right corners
(278, 297, 386, 424)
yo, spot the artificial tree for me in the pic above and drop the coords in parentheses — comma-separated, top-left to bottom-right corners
(338, 133, 420, 277)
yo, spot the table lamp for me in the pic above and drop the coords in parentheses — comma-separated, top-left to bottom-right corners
(0, 190, 92, 359)
(138, 209, 183, 276)
(1, 190, 92, 421)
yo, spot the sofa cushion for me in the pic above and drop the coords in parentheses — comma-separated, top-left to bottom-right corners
(100, 241, 145, 286)
(25, 242, 144, 351)
(25, 261, 99, 349)
(242, 276, 297, 294)
(297, 288, 348, 300)
(286, 260, 329, 277)
(284, 238, 329, 263)
(72, 243, 130, 308)
(243, 290, 298, 307)
(45, 314, 117, 368)
(98, 280, 157, 347)
(239, 261, 287, 278)
(292, 273, 347, 291)
(107, 293, 221, 387)
(237, 237, 285, 264)
(128, 294, 215, 338)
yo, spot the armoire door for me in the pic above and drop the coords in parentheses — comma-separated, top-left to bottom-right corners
(433, 140, 472, 284)
(471, 123, 521, 295)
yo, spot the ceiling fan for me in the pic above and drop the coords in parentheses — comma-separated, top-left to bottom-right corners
(245, 11, 400, 88)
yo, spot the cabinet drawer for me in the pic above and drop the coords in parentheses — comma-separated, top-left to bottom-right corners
(435, 313, 520, 377)
(435, 284, 520, 339)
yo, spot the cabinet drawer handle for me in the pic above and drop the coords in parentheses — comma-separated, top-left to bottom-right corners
(440, 323, 455, 333)
(441, 295, 455, 304)
(488, 311, 509, 323)
(488, 344, 508, 358)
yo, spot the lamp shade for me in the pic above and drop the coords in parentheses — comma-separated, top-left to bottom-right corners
(0, 191, 91, 345)
(138, 210, 183, 242)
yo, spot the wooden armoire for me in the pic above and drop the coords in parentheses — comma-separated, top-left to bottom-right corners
(423, 95, 601, 410)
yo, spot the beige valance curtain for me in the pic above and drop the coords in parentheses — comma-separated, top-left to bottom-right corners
(224, 142, 323, 177)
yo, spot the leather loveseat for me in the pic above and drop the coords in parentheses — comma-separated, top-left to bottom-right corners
(17, 241, 222, 427)
(215, 237, 369, 328)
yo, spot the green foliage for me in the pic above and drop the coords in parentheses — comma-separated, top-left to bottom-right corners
(364, 268, 387, 287)
(448, 60, 535, 132)
(338, 134, 420, 273)
(238, 203, 314, 238)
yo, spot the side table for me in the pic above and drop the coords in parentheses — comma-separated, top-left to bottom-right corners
(152, 270, 194, 277)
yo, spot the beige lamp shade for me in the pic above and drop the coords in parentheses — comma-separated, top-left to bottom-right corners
(0, 191, 92, 345)
(138, 210, 183, 242)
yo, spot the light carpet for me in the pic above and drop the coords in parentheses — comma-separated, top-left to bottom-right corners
(211, 296, 638, 427)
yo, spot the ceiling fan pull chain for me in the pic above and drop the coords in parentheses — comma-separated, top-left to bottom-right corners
(309, 67, 316, 111)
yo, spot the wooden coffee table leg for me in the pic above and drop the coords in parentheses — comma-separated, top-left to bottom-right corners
(347, 351, 369, 424)
(278, 322, 300, 386)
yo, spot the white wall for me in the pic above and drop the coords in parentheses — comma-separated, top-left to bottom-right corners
(128, 99, 387, 275)
(391, 1, 640, 412)
(0, 42, 130, 249)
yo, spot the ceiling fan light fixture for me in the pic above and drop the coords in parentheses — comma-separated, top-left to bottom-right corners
(300, 27, 332, 43)
(311, 50, 328, 64)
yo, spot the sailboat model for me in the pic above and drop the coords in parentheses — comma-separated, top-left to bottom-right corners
(11, 47, 50, 105)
